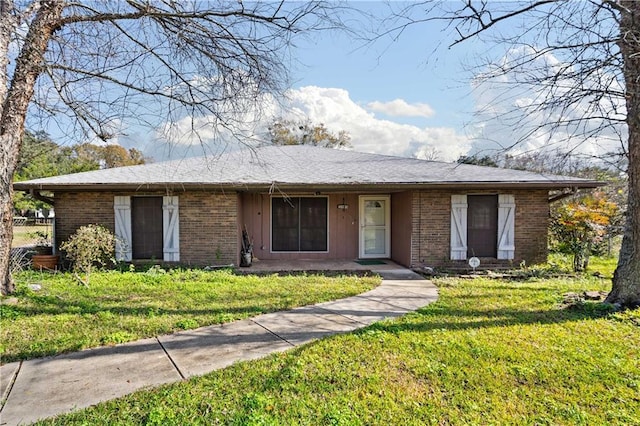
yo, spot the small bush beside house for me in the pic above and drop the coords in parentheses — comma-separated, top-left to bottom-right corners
(60, 224, 116, 286)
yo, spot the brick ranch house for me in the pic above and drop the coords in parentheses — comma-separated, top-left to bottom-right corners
(14, 145, 603, 269)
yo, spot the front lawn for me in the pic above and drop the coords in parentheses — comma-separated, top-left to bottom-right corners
(0, 269, 379, 363)
(11, 224, 51, 247)
(33, 258, 640, 425)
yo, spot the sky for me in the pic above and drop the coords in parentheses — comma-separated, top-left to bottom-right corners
(34, 2, 625, 165)
(129, 3, 483, 162)
(280, 6, 478, 162)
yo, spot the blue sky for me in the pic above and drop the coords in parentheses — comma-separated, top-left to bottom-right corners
(114, 2, 494, 162)
(34, 1, 622, 164)
(291, 7, 476, 129)
(250, 1, 624, 164)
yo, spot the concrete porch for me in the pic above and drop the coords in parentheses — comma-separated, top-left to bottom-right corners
(236, 258, 409, 274)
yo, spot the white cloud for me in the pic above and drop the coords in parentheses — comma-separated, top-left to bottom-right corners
(366, 99, 435, 118)
(150, 85, 471, 162)
(468, 47, 627, 163)
(275, 86, 469, 161)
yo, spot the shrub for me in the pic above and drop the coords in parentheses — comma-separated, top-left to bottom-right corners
(550, 192, 620, 272)
(60, 224, 116, 286)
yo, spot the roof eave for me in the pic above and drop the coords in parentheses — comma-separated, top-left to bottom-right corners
(13, 180, 607, 193)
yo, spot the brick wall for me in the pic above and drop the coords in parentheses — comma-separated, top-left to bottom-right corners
(179, 192, 238, 265)
(411, 190, 450, 266)
(54, 191, 239, 266)
(55, 192, 115, 245)
(513, 190, 550, 265)
(410, 189, 549, 268)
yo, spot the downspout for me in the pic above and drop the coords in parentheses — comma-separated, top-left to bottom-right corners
(418, 191, 422, 265)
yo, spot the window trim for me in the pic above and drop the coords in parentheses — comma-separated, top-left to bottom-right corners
(270, 196, 329, 253)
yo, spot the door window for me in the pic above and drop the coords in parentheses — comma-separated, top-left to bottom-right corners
(359, 196, 390, 258)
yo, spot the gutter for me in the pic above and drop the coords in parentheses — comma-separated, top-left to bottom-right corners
(548, 187, 579, 203)
(13, 180, 606, 193)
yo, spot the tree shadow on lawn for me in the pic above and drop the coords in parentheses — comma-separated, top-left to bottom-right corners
(0, 299, 294, 362)
(366, 296, 616, 335)
(1, 290, 300, 318)
(2, 300, 272, 318)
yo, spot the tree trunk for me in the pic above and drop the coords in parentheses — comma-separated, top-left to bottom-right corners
(0, 175, 15, 295)
(0, 0, 64, 295)
(607, 1, 640, 308)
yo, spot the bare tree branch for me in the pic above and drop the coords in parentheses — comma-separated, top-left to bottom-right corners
(376, 0, 640, 306)
(0, 0, 348, 294)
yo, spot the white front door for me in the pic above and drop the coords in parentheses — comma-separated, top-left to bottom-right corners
(359, 195, 390, 258)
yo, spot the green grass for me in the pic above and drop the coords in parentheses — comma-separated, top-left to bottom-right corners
(547, 252, 619, 276)
(31, 259, 640, 425)
(11, 224, 52, 247)
(0, 269, 379, 363)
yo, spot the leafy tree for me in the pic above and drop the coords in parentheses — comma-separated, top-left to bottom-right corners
(2, 1, 336, 294)
(73, 143, 147, 169)
(13, 132, 146, 214)
(13, 131, 61, 214)
(456, 154, 499, 168)
(382, 1, 640, 307)
(268, 119, 351, 149)
(551, 192, 621, 272)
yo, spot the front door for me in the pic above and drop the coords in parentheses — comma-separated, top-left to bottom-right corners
(467, 195, 498, 258)
(359, 196, 390, 258)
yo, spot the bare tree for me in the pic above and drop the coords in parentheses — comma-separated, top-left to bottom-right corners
(0, 0, 343, 295)
(380, 0, 639, 307)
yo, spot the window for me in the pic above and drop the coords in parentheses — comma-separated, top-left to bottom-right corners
(114, 195, 180, 262)
(450, 194, 515, 260)
(272, 197, 328, 252)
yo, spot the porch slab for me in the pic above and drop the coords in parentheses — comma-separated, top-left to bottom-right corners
(0, 338, 180, 426)
(240, 259, 407, 274)
(158, 319, 293, 378)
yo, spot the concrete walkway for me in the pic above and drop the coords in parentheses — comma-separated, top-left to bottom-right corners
(0, 270, 438, 426)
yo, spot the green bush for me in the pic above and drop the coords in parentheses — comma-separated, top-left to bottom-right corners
(60, 224, 116, 286)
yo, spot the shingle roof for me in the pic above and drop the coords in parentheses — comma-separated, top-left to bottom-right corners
(14, 145, 604, 191)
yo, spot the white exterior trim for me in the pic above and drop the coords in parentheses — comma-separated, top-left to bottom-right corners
(162, 196, 180, 262)
(450, 194, 468, 260)
(497, 194, 516, 260)
(114, 196, 132, 261)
